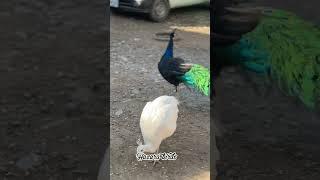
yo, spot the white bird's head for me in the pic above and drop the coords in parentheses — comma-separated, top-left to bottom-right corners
(136, 145, 144, 154)
(136, 138, 144, 154)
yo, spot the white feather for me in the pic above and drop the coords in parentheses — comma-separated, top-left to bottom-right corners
(137, 96, 179, 154)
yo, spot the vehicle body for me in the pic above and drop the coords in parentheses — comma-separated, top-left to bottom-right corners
(110, 0, 210, 22)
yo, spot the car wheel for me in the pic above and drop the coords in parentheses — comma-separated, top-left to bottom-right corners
(149, 0, 170, 22)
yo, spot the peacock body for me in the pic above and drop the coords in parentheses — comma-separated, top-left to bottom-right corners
(214, 4, 320, 109)
(158, 30, 211, 96)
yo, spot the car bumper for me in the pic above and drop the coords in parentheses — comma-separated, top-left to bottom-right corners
(111, 0, 153, 13)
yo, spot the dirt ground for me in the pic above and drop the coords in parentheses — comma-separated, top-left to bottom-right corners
(0, 0, 107, 179)
(109, 7, 212, 180)
(215, 1, 320, 179)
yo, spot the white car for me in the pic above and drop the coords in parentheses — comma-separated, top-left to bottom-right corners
(110, 0, 210, 22)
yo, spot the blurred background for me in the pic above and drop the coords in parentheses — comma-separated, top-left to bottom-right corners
(214, 0, 320, 179)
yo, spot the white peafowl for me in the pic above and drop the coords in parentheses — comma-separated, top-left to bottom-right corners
(136, 95, 179, 166)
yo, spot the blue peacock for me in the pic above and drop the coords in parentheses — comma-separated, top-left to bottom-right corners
(213, 1, 320, 109)
(158, 29, 211, 97)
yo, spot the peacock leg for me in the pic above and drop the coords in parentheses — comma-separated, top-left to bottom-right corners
(175, 86, 178, 92)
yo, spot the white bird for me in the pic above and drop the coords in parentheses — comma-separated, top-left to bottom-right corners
(137, 95, 179, 165)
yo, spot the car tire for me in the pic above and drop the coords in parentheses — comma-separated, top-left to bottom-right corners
(149, 0, 170, 22)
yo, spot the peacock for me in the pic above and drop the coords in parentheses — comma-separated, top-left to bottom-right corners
(213, 0, 320, 109)
(137, 95, 179, 166)
(157, 29, 211, 97)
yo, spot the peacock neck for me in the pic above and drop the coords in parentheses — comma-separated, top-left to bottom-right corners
(216, 38, 271, 74)
(163, 36, 174, 60)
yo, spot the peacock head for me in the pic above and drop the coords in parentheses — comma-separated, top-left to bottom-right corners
(170, 28, 177, 38)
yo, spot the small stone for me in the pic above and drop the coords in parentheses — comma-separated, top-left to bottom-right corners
(60, 162, 76, 169)
(288, 121, 299, 128)
(7, 67, 14, 72)
(47, 34, 57, 39)
(8, 143, 17, 150)
(24, 171, 30, 176)
(16, 31, 28, 39)
(1, 108, 8, 113)
(40, 105, 50, 113)
(226, 169, 237, 177)
(294, 152, 304, 158)
(264, 119, 272, 124)
(257, 104, 267, 109)
(132, 89, 139, 94)
(115, 109, 123, 117)
(65, 102, 80, 116)
(72, 169, 89, 174)
(40, 119, 66, 130)
(23, 92, 32, 98)
(277, 169, 284, 174)
(120, 56, 128, 61)
(10, 121, 22, 126)
(5, 171, 18, 177)
(57, 71, 65, 78)
(16, 153, 42, 170)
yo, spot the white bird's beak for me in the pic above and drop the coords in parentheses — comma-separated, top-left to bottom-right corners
(136, 138, 142, 146)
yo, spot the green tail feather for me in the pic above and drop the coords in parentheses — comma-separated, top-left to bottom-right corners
(217, 9, 320, 109)
(247, 9, 320, 108)
(180, 64, 210, 96)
